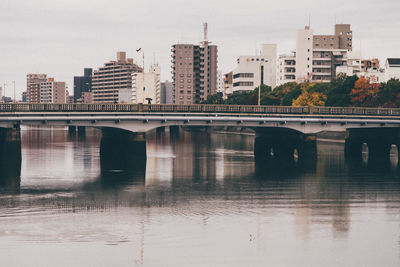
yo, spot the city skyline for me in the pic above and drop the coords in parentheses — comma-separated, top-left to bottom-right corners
(1, 0, 400, 99)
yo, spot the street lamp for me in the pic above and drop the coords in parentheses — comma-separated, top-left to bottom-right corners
(2, 83, 6, 103)
(136, 48, 145, 104)
(258, 63, 263, 106)
(13, 81, 16, 103)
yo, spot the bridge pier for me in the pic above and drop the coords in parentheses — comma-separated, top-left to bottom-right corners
(254, 129, 317, 166)
(68, 126, 77, 135)
(0, 127, 22, 192)
(345, 128, 400, 166)
(100, 128, 146, 175)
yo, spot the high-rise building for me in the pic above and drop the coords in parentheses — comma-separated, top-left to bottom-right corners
(92, 52, 142, 103)
(40, 78, 67, 104)
(295, 26, 314, 82)
(161, 81, 174, 104)
(132, 64, 161, 104)
(171, 23, 218, 104)
(295, 24, 353, 83)
(27, 73, 47, 103)
(74, 68, 92, 103)
(260, 44, 277, 88)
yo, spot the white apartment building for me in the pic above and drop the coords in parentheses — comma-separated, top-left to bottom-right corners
(295, 25, 352, 83)
(39, 79, 67, 104)
(132, 64, 161, 104)
(385, 58, 400, 82)
(260, 44, 277, 88)
(277, 52, 296, 86)
(232, 56, 273, 93)
(295, 26, 313, 82)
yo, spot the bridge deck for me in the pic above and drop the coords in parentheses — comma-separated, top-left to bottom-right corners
(1, 103, 400, 116)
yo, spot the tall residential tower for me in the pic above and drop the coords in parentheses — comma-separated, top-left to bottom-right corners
(171, 23, 218, 104)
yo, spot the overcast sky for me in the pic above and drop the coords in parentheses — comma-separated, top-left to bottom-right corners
(1, 0, 400, 99)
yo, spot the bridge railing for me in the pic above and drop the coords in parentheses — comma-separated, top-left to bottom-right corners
(1, 103, 400, 116)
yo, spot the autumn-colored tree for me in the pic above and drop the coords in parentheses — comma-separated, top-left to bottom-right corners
(350, 77, 380, 107)
(292, 91, 327, 106)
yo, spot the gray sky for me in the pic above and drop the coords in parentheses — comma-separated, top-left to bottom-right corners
(1, 0, 400, 99)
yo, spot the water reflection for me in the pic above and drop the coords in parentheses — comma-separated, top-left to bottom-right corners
(0, 127, 399, 266)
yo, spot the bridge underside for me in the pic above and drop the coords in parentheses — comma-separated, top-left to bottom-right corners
(2, 124, 400, 187)
(345, 128, 400, 166)
(254, 128, 317, 167)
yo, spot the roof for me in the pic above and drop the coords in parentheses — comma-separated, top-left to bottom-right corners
(387, 58, 400, 65)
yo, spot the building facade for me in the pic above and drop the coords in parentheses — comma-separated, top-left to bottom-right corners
(74, 68, 92, 103)
(161, 81, 174, 104)
(92, 52, 142, 103)
(27, 73, 47, 103)
(295, 24, 352, 83)
(132, 64, 161, 104)
(231, 56, 273, 93)
(362, 58, 380, 72)
(385, 58, 400, 82)
(313, 24, 352, 51)
(40, 78, 67, 104)
(277, 52, 296, 86)
(171, 23, 218, 104)
(260, 44, 277, 88)
(223, 72, 233, 98)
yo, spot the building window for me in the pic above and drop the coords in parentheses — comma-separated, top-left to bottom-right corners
(187, 79, 191, 83)
(179, 85, 184, 88)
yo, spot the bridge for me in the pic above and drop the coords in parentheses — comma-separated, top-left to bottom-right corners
(1, 103, 400, 178)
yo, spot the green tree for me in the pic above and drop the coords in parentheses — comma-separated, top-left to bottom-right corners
(325, 74, 358, 107)
(378, 79, 400, 107)
(202, 93, 224, 104)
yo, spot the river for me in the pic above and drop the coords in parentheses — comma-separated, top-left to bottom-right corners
(0, 127, 399, 266)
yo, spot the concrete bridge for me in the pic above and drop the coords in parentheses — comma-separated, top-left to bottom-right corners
(1, 103, 400, 179)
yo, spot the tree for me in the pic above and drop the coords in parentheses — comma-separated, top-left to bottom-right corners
(292, 91, 327, 106)
(378, 79, 400, 107)
(202, 93, 224, 104)
(325, 74, 358, 107)
(350, 77, 380, 107)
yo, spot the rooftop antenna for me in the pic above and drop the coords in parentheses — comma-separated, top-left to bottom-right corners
(308, 14, 311, 28)
(203, 22, 208, 42)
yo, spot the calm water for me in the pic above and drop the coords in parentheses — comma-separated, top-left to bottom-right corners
(0, 127, 400, 266)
